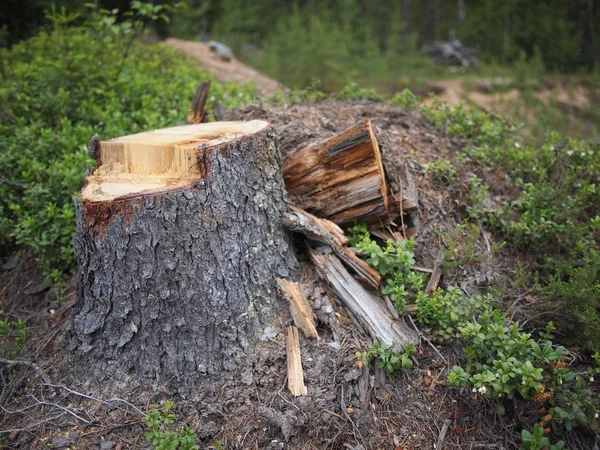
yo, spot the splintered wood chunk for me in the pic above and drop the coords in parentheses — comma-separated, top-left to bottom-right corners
(283, 206, 381, 289)
(186, 80, 211, 124)
(309, 247, 418, 348)
(283, 120, 391, 225)
(277, 278, 319, 339)
(286, 326, 307, 397)
(289, 205, 348, 245)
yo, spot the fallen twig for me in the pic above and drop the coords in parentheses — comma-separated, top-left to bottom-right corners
(0, 358, 52, 385)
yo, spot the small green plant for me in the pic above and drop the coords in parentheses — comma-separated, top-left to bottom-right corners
(287, 78, 328, 104)
(142, 400, 200, 450)
(436, 221, 491, 272)
(356, 340, 416, 375)
(0, 318, 27, 358)
(422, 159, 457, 184)
(338, 82, 384, 102)
(348, 223, 422, 314)
(390, 89, 419, 109)
(520, 424, 565, 450)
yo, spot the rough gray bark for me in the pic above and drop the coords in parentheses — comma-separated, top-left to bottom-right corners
(69, 126, 296, 390)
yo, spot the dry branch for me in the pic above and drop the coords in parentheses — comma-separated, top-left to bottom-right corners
(309, 247, 418, 348)
(186, 80, 211, 124)
(283, 120, 391, 225)
(277, 278, 319, 339)
(425, 249, 444, 293)
(283, 207, 381, 289)
(286, 326, 307, 397)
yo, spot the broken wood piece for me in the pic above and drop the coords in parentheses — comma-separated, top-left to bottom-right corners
(285, 206, 348, 246)
(283, 119, 391, 225)
(425, 249, 444, 293)
(283, 207, 381, 289)
(277, 278, 319, 339)
(187, 80, 211, 124)
(309, 247, 418, 348)
(286, 326, 307, 396)
(398, 162, 419, 212)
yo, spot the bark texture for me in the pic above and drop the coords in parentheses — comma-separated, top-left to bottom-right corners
(70, 125, 295, 389)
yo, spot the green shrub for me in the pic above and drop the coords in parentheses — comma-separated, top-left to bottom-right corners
(356, 341, 416, 375)
(0, 4, 256, 278)
(0, 318, 27, 358)
(143, 400, 199, 450)
(348, 223, 423, 314)
(537, 250, 600, 353)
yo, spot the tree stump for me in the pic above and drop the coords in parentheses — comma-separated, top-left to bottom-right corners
(69, 121, 295, 389)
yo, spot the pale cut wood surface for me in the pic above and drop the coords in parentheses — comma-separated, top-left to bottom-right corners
(82, 120, 269, 201)
(286, 326, 307, 396)
(277, 278, 319, 339)
(309, 248, 418, 348)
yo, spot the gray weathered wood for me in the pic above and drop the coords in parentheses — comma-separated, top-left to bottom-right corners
(283, 207, 381, 289)
(309, 247, 418, 348)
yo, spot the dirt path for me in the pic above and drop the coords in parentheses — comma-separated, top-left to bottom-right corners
(163, 38, 282, 97)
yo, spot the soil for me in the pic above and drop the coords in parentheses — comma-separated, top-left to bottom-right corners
(1, 98, 552, 450)
(163, 39, 281, 97)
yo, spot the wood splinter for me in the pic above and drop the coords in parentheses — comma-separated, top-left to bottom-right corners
(286, 326, 307, 397)
(309, 247, 418, 348)
(277, 278, 319, 339)
(186, 80, 211, 124)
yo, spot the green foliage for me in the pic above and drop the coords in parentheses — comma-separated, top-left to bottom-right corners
(423, 159, 457, 184)
(520, 424, 565, 450)
(142, 400, 199, 450)
(348, 223, 421, 314)
(0, 3, 256, 278)
(537, 250, 600, 353)
(0, 318, 27, 358)
(421, 96, 600, 354)
(356, 341, 416, 375)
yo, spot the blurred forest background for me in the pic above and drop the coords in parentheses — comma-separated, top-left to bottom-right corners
(3, 0, 599, 92)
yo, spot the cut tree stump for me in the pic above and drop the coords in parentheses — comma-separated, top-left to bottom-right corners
(70, 121, 295, 388)
(282, 120, 391, 225)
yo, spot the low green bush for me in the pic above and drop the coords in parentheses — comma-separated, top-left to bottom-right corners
(143, 400, 199, 450)
(0, 4, 256, 278)
(349, 225, 599, 448)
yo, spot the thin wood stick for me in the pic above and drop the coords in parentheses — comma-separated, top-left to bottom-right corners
(425, 249, 444, 293)
(186, 80, 211, 124)
(286, 326, 307, 396)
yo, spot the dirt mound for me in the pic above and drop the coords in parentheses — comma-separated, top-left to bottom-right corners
(163, 38, 281, 97)
(1, 100, 528, 449)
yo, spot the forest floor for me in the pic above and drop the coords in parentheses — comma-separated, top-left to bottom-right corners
(0, 41, 597, 450)
(4, 99, 594, 449)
